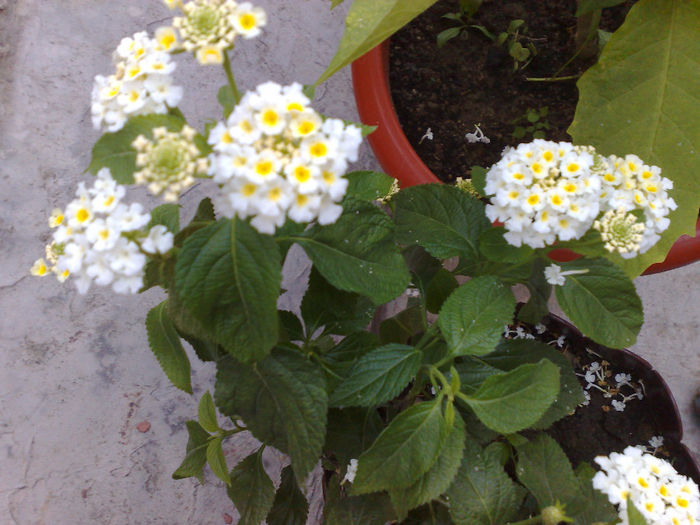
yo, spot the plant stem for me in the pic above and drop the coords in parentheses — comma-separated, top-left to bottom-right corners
(506, 516, 542, 525)
(222, 49, 242, 104)
(525, 74, 582, 82)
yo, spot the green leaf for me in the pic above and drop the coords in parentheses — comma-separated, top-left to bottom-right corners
(479, 227, 534, 264)
(329, 344, 422, 407)
(215, 348, 327, 485)
(344, 170, 395, 201)
(206, 437, 230, 485)
(174, 218, 281, 362)
(172, 420, 210, 482)
(627, 497, 649, 525)
(461, 359, 560, 433)
(389, 411, 466, 521)
(227, 448, 275, 525)
(148, 203, 180, 234)
(192, 197, 216, 222)
(446, 440, 520, 525)
(378, 305, 424, 345)
(294, 199, 410, 305)
(278, 310, 305, 343)
(425, 268, 459, 314)
(576, 0, 628, 16)
(554, 258, 643, 348)
(570, 463, 619, 525)
(217, 85, 236, 118)
(437, 27, 462, 48)
(324, 407, 384, 465)
(517, 258, 552, 325)
(266, 465, 309, 525)
(179, 330, 223, 363)
(394, 184, 491, 261)
(569, 0, 700, 277)
(316, 0, 439, 84)
(514, 433, 580, 510)
(323, 477, 395, 525)
(88, 114, 186, 184)
(437, 276, 515, 357)
(145, 301, 192, 394)
(470, 166, 487, 197)
(454, 357, 502, 394)
(197, 391, 219, 433)
(321, 331, 380, 391)
(352, 398, 448, 494)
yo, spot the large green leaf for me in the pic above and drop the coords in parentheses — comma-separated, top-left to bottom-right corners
(266, 465, 309, 525)
(174, 218, 281, 362)
(197, 391, 219, 434)
(446, 440, 520, 525)
(145, 301, 192, 394)
(324, 407, 384, 465)
(321, 331, 380, 391)
(438, 276, 515, 357)
(294, 199, 410, 305)
(569, 0, 700, 277)
(148, 203, 180, 234)
(227, 448, 275, 525)
(394, 184, 491, 261)
(352, 398, 448, 494)
(206, 437, 230, 485)
(329, 344, 422, 407)
(323, 477, 395, 525)
(570, 463, 619, 525)
(344, 170, 395, 202)
(461, 359, 560, 434)
(627, 498, 649, 525)
(389, 412, 466, 521)
(172, 420, 210, 482)
(215, 349, 327, 485)
(316, 0, 439, 84)
(554, 258, 643, 348)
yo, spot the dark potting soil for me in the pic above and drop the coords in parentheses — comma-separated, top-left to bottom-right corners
(389, 0, 635, 184)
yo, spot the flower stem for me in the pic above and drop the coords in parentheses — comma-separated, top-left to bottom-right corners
(525, 74, 581, 82)
(222, 49, 242, 104)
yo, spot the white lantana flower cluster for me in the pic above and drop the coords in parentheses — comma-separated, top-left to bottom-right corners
(167, 0, 267, 65)
(593, 445, 700, 524)
(91, 30, 183, 133)
(31, 169, 173, 294)
(484, 140, 675, 256)
(207, 82, 362, 234)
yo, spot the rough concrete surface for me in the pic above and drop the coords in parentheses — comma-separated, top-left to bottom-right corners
(0, 1, 697, 524)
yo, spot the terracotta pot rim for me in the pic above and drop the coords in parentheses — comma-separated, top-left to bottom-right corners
(351, 40, 700, 275)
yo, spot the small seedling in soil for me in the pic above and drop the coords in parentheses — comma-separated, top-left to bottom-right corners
(436, 0, 484, 47)
(512, 106, 551, 139)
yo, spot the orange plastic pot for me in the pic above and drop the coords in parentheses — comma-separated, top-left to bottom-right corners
(351, 41, 700, 275)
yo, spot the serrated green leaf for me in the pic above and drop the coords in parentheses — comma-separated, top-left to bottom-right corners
(192, 197, 216, 222)
(322, 332, 380, 391)
(206, 437, 230, 485)
(378, 305, 424, 345)
(227, 448, 275, 525)
(217, 85, 236, 118)
(172, 420, 210, 482)
(215, 348, 327, 486)
(425, 268, 458, 314)
(88, 114, 186, 184)
(554, 258, 643, 348)
(479, 227, 534, 264)
(266, 465, 309, 525)
(454, 357, 502, 394)
(470, 166, 487, 197)
(569, 0, 700, 277)
(178, 330, 223, 363)
(174, 218, 281, 362)
(438, 276, 515, 357)
(145, 301, 192, 394)
(446, 440, 520, 525)
(148, 203, 180, 234)
(294, 199, 410, 305)
(317, 0, 439, 84)
(278, 310, 305, 343)
(323, 478, 395, 525)
(324, 407, 384, 465)
(517, 258, 552, 325)
(344, 170, 395, 201)
(389, 411, 466, 521)
(570, 463, 619, 525)
(329, 344, 422, 407)
(352, 398, 448, 494)
(462, 359, 559, 433)
(394, 184, 491, 261)
(197, 391, 219, 433)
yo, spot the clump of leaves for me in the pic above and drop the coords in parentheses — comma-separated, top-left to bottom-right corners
(512, 107, 550, 140)
(487, 19, 538, 70)
(436, 0, 484, 47)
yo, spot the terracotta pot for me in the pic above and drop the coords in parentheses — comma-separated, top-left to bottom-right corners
(351, 41, 700, 275)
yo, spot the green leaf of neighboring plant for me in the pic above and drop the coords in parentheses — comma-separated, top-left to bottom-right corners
(454, 357, 502, 394)
(172, 420, 210, 482)
(217, 85, 236, 118)
(389, 412, 466, 521)
(329, 344, 422, 407)
(344, 170, 395, 201)
(278, 310, 305, 343)
(570, 463, 619, 525)
(174, 218, 281, 362)
(514, 433, 580, 511)
(438, 276, 515, 357)
(294, 199, 410, 305)
(215, 348, 327, 485)
(88, 114, 185, 184)
(378, 304, 424, 345)
(554, 258, 643, 348)
(576, 0, 628, 16)
(446, 440, 520, 525)
(266, 465, 309, 525)
(317, 0, 439, 84)
(470, 166, 487, 196)
(425, 268, 459, 314)
(227, 448, 275, 525)
(479, 227, 534, 264)
(352, 398, 448, 494)
(191, 197, 216, 222)
(197, 391, 219, 434)
(569, 0, 700, 277)
(148, 203, 180, 234)
(206, 437, 230, 485)
(323, 476, 396, 525)
(437, 27, 463, 48)
(518, 258, 552, 325)
(178, 330, 223, 363)
(626, 497, 649, 525)
(145, 301, 192, 394)
(322, 331, 380, 391)
(394, 184, 491, 261)
(324, 407, 384, 465)
(461, 359, 559, 434)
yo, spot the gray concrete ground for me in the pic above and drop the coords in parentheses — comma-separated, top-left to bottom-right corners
(0, 1, 697, 524)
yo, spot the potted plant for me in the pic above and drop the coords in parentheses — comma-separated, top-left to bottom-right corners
(348, 0, 700, 278)
(31, 0, 700, 523)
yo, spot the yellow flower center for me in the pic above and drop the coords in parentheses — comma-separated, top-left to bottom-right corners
(268, 187, 282, 201)
(508, 191, 519, 200)
(551, 194, 563, 206)
(222, 131, 233, 144)
(638, 477, 649, 488)
(531, 162, 543, 174)
(129, 91, 140, 103)
(76, 208, 90, 223)
(294, 166, 311, 182)
(310, 142, 327, 158)
(567, 163, 579, 173)
(104, 196, 115, 207)
(628, 161, 637, 172)
(287, 102, 304, 112)
(645, 184, 658, 193)
(563, 183, 577, 193)
(322, 171, 335, 184)
(296, 194, 308, 206)
(298, 121, 315, 135)
(242, 183, 257, 197)
(543, 151, 554, 162)
(99, 229, 110, 241)
(240, 120, 254, 133)
(660, 485, 669, 497)
(159, 33, 176, 50)
(642, 170, 653, 179)
(677, 497, 689, 508)
(527, 194, 539, 206)
(604, 173, 615, 182)
(239, 13, 256, 30)
(263, 110, 278, 127)
(513, 172, 524, 180)
(256, 161, 273, 176)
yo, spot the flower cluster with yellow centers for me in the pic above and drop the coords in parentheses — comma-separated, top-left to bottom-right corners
(593, 445, 699, 524)
(132, 126, 208, 202)
(207, 82, 362, 234)
(31, 169, 173, 294)
(91, 30, 182, 133)
(167, 0, 266, 65)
